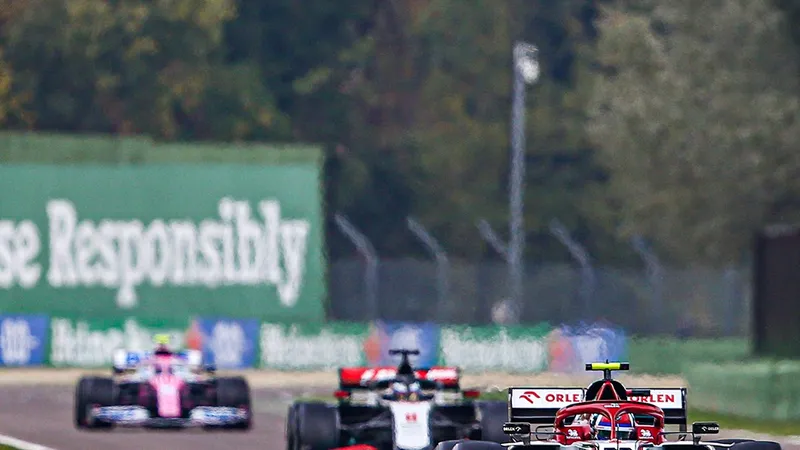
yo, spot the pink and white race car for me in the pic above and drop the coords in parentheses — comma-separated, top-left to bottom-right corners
(74, 346, 251, 430)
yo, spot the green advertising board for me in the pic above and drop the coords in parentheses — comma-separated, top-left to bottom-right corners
(439, 324, 552, 372)
(0, 163, 325, 323)
(258, 321, 370, 370)
(49, 316, 194, 367)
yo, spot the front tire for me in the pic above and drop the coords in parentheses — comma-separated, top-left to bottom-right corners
(74, 376, 116, 430)
(215, 376, 252, 430)
(295, 402, 339, 450)
(477, 401, 510, 443)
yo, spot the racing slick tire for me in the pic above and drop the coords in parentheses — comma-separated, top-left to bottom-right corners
(435, 440, 464, 450)
(477, 401, 510, 443)
(453, 441, 505, 450)
(296, 402, 339, 450)
(74, 376, 116, 430)
(731, 441, 781, 450)
(286, 403, 299, 450)
(214, 376, 252, 430)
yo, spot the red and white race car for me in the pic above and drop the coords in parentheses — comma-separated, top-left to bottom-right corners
(286, 349, 508, 450)
(433, 362, 781, 450)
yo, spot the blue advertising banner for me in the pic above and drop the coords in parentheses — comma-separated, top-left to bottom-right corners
(547, 322, 627, 373)
(363, 321, 440, 368)
(0, 314, 49, 366)
(197, 318, 259, 369)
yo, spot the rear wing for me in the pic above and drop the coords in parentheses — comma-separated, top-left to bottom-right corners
(111, 349, 203, 370)
(508, 387, 687, 428)
(338, 366, 461, 390)
(629, 388, 688, 428)
(509, 388, 585, 424)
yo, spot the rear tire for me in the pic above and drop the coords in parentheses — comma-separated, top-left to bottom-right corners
(286, 403, 299, 450)
(296, 402, 339, 450)
(732, 442, 782, 450)
(214, 376, 252, 430)
(477, 401, 510, 443)
(435, 440, 464, 450)
(74, 376, 116, 430)
(453, 441, 505, 450)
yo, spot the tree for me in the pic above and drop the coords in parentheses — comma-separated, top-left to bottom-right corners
(587, 0, 800, 265)
(326, 0, 620, 261)
(0, 0, 289, 140)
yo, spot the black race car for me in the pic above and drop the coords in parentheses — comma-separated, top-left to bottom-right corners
(286, 349, 509, 450)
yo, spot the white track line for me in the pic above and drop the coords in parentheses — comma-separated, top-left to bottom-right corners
(0, 434, 57, 450)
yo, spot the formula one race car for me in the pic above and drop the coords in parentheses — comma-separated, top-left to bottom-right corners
(74, 337, 252, 430)
(434, 362, 782, 450)
(286, 349, 509, 450)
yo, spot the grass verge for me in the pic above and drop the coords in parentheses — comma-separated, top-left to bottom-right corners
(689, 409, 800, 436)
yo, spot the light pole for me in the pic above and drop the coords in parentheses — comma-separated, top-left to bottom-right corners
(508, 41, 540, 314)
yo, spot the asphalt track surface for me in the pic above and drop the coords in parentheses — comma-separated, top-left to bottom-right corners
(0, 386, 292, 450)
(1, 385, 798, 450)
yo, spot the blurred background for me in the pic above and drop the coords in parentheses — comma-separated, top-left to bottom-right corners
(2, 0, 800, 437)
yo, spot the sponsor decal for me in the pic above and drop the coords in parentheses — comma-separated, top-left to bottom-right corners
(259, 323, 366, 369)
(627, 389, 683, 409)
(199, 318, 259, 369)
(50, 317, 187, 366)
(547, 323, 627, 373)
(364, 321, 440, 367)
(0, 315, 48, 366)
(1, 198, 310, 309)
(511, 388, 584, 408)
(439, 326, 549, 372)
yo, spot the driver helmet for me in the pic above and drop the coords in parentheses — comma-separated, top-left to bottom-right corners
(407, 381, 421, 401)
(153, 334, 173, 356)
(391, 382, 410, 400)
(592, 413, 635, 440)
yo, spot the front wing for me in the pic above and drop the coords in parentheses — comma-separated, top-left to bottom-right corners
(90, 405, 249, 428)
(342, 411, 475, 432)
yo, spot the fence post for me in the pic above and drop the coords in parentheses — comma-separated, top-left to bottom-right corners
(549, 219, 595, 320)
(476, 219, 519, 323)
(334, 214, 379, 320)
(407, 217, 450, 320)
(631, 235, 664, 329)
(477, 219, 510, 261)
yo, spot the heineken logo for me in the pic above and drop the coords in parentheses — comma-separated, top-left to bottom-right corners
(0, 198, 310, 309)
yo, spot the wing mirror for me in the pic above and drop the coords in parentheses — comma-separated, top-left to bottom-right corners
(692, 421, 720, 435)
(503, 422, 531, 435)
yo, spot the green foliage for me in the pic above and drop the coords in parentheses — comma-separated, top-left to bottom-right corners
(0, 0, 798, 265)
(0, 0, 289, 140)
(588, 0, 800, 265)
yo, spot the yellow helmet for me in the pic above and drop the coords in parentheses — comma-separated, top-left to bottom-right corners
(153, 334, 171, 346)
